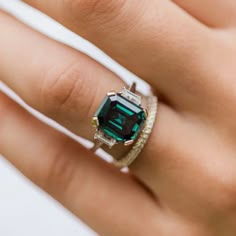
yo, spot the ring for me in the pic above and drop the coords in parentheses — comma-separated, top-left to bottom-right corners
(91, 82, 158, 167)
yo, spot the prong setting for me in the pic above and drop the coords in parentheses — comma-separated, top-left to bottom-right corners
(144, 109, 148, 119)
(107, 91, 116, 97)
(92, 83, 147, 148)
(91, 116, 99, 127)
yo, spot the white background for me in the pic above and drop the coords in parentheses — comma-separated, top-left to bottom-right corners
(0, 0, 150, 235)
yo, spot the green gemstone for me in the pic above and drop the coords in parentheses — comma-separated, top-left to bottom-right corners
(94, 94, 146, 143)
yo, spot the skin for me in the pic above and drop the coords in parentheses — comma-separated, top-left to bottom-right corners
(1, 0, 236, 235)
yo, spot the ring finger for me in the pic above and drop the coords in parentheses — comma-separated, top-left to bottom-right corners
(0, 10, 182, 164)
(0, 10, 128, 158)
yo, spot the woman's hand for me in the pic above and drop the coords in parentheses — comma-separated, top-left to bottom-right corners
(1, 1, 236, 235)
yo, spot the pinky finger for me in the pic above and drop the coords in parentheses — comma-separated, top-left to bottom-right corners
(0, 91, 161, 236)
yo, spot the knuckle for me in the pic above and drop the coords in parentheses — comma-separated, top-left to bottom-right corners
(41, 138, 85, 196)
(40, 61, 96, 121)
(67, 0, 126, 26)
(212, 173, 236, 211)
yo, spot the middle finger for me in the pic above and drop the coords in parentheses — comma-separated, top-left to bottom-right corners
(23, 0, 215, 109)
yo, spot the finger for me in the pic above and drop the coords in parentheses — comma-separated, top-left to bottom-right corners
(128, 103, 187, 192)
(0, 10, 194, 197)
(0, 91, 162, 235)
(0, 11, 130, 157)
(22, 0, 214, 108)
(130, 110, 236, 221)
(172, 0, 236, 28)
(0, 10, 183, 182)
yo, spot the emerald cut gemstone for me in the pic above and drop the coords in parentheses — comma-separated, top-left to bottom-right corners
(94, 94, 146, 143)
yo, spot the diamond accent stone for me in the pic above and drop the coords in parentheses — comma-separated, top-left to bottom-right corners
(120, 87, 142, 105)
(94, 130, 116, 147)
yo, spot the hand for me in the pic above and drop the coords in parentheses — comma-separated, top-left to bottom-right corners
(1, 1, 236, 235)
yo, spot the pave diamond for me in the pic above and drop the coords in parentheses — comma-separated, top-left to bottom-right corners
(94, 93, 146, 143)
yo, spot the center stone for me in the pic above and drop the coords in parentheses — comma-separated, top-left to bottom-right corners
(94, 94, 146, 143)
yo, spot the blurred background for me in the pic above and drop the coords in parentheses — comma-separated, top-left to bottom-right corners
(0, 1, 149, 235)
